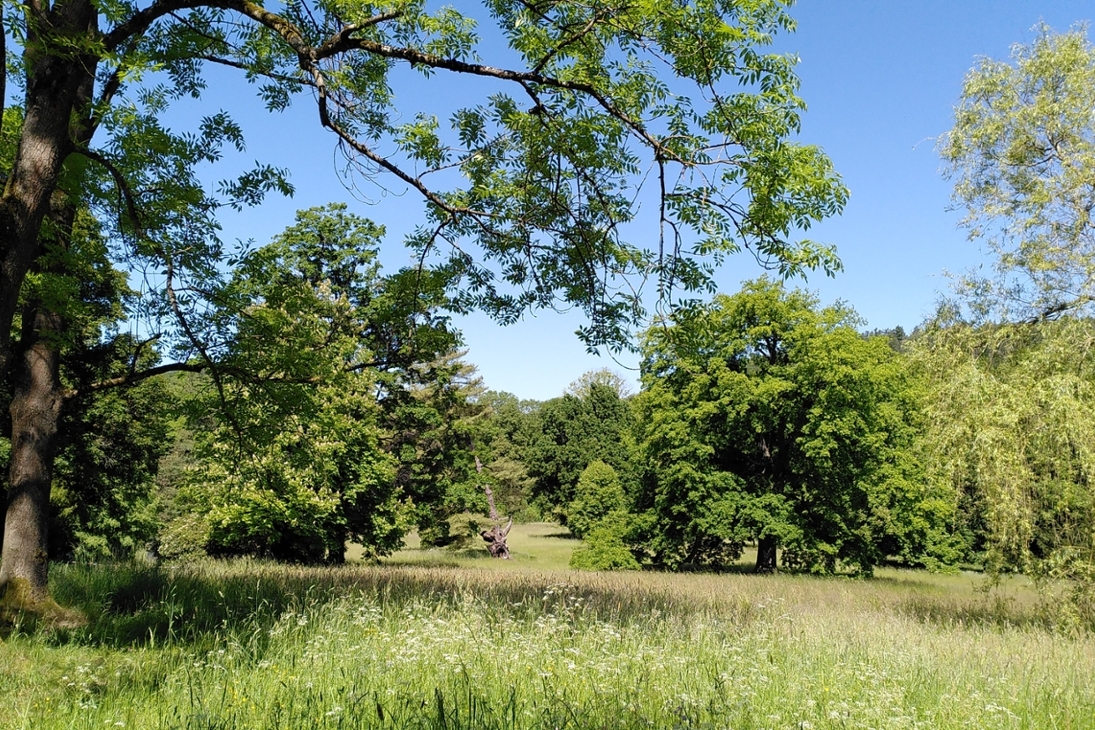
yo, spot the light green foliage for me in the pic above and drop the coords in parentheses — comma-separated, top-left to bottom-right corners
(635, 279, 938, 573)
(940, 24, 1095, 321)
(569, 517, 641, 571)
(934, 24, 1095, 622)
(911, 315, 1095, 621)
(565, 368, 634, 399)
(567, 460, 627, 540)
(190, 379, 401, 563)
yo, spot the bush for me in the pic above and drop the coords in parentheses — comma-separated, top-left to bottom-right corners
(568, 461, 627, 539)
(569, 515, 641, 571)
(155, 513, 210, 561)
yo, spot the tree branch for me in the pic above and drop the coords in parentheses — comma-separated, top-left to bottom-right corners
(74, 146, 146, 239)
(70, 361, 207, 398)
(312, 37, 678, 163)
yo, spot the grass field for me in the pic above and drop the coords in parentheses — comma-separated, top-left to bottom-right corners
(1, 524, 1092, 729)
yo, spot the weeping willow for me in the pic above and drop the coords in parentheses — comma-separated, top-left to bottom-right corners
(912, 316, 1095, 620)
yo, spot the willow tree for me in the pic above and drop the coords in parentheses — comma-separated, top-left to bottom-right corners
(910, 317, 1095, 620)
(939, 24, 1095, 322)
(0, 0, 847, 616)
(934, 24, 1095, 620)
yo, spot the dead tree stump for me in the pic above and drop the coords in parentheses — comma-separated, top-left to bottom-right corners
(476, 457, 511, 559)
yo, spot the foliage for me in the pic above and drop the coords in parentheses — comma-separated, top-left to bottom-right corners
(525, 383, 636, 523)
(911, 315, 1095, 614)
(565, 368, 634, 398)
(382, 352, 488, 548)
(939, 24, 1095, 321)
(174, 206, 452, 562)
(634, 278, 939, 574)
(934, 24, 1095, 620)
(189, 378, 401, 563)
(49, 379, 173, 561)
(567, 460, 628, 540)
(473, 391, 542, 520)
(569, 517, 641, 571)
(0, 0, 850, 606)
(0, 211, 173, 562)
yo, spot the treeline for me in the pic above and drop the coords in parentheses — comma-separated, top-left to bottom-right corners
(6, 230, 1094, 606)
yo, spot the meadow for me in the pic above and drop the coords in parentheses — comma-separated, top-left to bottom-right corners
(1, 523, 1092, 729)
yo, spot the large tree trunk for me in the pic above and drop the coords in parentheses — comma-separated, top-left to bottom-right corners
(0, 0, 95, 387)
(754, 536, 777, 574)
(0, 3, 99, 622)
(0, 308, 65, 616)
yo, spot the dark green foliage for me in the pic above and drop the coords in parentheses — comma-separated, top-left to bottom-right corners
(635, 279, 941, 574)
(50, 379, 173, 561)
(0, 0, 856, 610)
(525, 383, 635, 522)
(382, 352, 488, 548)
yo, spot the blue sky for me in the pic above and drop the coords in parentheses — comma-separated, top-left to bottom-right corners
(200, 1, 1095, 400)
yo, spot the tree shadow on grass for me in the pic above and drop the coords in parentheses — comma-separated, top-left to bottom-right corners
(44, 558, 739, 649)
(39, 558, 1067, 650)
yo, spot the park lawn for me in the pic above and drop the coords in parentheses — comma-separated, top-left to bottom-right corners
(0, 527, 1090, 730)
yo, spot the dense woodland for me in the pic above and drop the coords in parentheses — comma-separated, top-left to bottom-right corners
(1, 0, 1094, 633)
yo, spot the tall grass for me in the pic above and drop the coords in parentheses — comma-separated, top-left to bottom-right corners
(1, 526, 1092, 729)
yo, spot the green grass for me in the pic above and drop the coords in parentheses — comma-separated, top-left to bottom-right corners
(1, 528, 1091, 729)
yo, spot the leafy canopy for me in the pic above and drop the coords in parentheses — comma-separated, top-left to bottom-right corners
(46, 0, 845, 357)
(634, 278, 936, 574)
(940, 24, 1095, 322)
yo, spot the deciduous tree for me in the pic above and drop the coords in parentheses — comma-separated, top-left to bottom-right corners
(634, 279, 940, 574)
(0, 0, 847, 613)
(940, 24, 1095, 322)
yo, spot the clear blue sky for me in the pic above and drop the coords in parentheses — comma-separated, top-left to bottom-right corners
(199, 1, 1095, 400)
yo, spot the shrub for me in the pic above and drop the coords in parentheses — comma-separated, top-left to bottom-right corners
(570, 515, 641, 571)
(568, 461, 627, 539)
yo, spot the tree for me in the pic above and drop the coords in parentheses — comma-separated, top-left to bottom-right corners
(47, 376, 173, 561)
(0, 0, 848, 614)
(384, 351, 489, 548)
(567, 460, 627, 539)
(939, 24, 1095, 322)
(525, 382, 635, 522)
(168, 205, 455, 562)
(566, 368, 634, 399)
(634, 279, 939, 574)
(911, 313, 1095, 622)
(474, 390, 540, 519)
(935, 23, 1095, 623)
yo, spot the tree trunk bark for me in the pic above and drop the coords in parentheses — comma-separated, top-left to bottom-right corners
(0, 0, 95, 386)
(0, 3, 99, 622)
(755, 536, 777, 574)
(0, 308, 64, 613)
